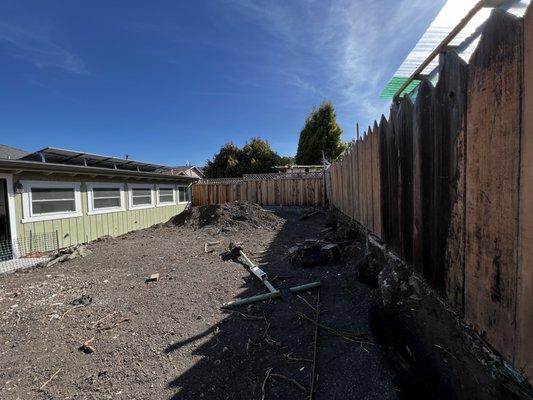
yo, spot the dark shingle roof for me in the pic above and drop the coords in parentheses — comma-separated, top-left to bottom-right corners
(0, 144, 30, 160)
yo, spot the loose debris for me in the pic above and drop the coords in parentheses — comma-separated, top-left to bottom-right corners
(145, 273, 160, 283)
(39, 368, 61, 391)
(71, 294, 93, 306)
(204, 241, 221, 253)
(288, 239, 341, 267)
(41, 244, 91, 268)
(80, 337, 96, 353)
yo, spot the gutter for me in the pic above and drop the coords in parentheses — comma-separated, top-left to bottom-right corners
(0, 159, 198, 183)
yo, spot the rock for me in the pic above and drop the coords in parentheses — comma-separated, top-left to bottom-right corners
(145, 273, 159, 283)
(71, 294, 93, 306)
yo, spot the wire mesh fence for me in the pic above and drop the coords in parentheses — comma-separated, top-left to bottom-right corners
(0, 232, 59, 274)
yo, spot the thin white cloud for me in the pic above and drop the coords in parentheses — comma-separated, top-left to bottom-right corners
(219, 0, 443, 131)
(0, 23, 87, 75)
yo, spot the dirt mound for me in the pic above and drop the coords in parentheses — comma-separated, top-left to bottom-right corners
(171, 201, 283, 231)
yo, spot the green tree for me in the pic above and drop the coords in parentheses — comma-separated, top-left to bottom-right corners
(203, 142, 243, 178)
(204, 137, 287, 178)
(295, 101, 346, 164)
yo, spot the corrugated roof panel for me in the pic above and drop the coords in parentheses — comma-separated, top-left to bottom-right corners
(21, 147, 170, 173)
(381, 0, 531, 99)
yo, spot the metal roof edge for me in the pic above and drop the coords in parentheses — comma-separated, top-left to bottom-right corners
(0, 159, 198, 182)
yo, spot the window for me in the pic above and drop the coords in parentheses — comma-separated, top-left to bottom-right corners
(128, 184, 154, 210)
(156, 185, 175, 206)
(177, 185, 191, 203)
(87, 183, 125, 215)
(21, 181, 82, 223)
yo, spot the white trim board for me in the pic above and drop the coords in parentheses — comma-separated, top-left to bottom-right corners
(156, 184, 176, 207)
(127, 183, 155, 210)
(86, 182, 126, 215)
(20, 180, 82, 223)
(177, 184, 192, 204)
(0, 173, 17, 244)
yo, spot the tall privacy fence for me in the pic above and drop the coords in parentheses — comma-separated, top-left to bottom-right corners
(193, 172, 325, 207)
(329, 8, 533, 382)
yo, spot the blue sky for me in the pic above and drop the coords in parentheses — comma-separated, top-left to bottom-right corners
(0, 0, 444, 166)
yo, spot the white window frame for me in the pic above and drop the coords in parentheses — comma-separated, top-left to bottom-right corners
(177, 184, 192, 204)
(21, 180, 82, 223)
(87, 182, 126, 215)
(128, 184, 155, 210)
(156, 184, 176, 207)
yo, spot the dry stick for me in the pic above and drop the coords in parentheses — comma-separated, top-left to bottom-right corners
(298, 312, 370, 343)
(283, 353, 313, 363)
(39, 368, 61, 391)
(309, 288, 320, 400)
(296, 294, 317, 313)
(92, 311, 117, 327)
(270, 373, 306, 392)
(60, 304, 84, 320)
(261, 368, 273, 400)
(228, 310, 265, 321)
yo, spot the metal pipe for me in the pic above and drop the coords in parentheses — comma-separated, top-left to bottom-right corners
(221, 281, 321, 309)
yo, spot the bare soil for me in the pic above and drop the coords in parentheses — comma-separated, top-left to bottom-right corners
(0, 202, 513, 400)
(0, 203, 397, 400)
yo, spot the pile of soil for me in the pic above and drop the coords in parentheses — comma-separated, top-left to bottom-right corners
(171, 201, 283, 231)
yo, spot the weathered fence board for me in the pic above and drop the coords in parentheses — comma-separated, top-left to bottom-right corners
(193, 173, 325, 207)
(516, 3, 533, 380)
(412, 79, 434, 275)
(464, 9, 522, 362)
(439, 51, 468, 313)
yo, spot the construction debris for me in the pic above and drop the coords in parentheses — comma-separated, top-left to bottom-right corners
(80, 337, 96, 353)
(204, 241, 221, 253)
(288, 238, 345, 267)
(222, 243, 320, 308)
(145, 273, 159, 283)
(41, 244, 92, 268)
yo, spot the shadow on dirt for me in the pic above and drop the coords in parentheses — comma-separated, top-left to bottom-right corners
(164, 206, 518, 400)
(163, 208, 402, 400)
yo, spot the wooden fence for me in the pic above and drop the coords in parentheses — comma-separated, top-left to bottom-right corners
(329, 8, 533, 382)
(192, 172, 325, 207)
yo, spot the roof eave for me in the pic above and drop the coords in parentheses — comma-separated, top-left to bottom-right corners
(0, 159, 198, 182)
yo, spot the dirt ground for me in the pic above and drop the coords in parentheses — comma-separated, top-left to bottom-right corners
(0, 202, 522, 400)
(0, 203, 398, 400)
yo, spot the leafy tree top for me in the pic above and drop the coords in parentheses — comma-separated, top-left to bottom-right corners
(203, 137, 289, 178)
(295, 101, 346, 165)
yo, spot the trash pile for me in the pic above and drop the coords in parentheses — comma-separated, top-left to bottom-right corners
(170, 201, 283, 231)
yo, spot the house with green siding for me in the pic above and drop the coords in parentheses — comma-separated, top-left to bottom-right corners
(0, 147, 197, 271)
